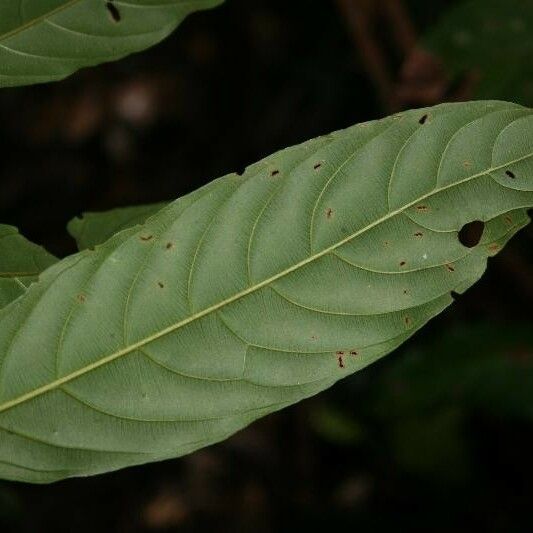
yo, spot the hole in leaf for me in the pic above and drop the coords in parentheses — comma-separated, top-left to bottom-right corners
(451, 291, 461, 301)
(505, 170, 516, 179)
(419, 114, 429, 125)
(106, 1, 121, 22)
(458, 220, 485, 248)
(314, 162, 322, 170)
(270, 169, 280, 177)
(399, 261, 406, 267)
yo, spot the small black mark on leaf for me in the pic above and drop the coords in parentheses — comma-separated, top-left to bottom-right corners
(270, 169, 280, 177)
(505, 170, 516, 179)
(140, 234, 153, 242)
(399, 261, 406, 267)
(414, 232, 423, 237)
(403, 289, 408, 295)
(158, 282, 165, 289)
(415, 205, 429, 212)
(445, 263, 455, 273)
(349, 350, 358, 356)
(314, 162, 322, 170)
(458, 220, 484, 248)
(419, 114, 429, 125)
(106, 1, 121, 22)
(336, 351, 345, 368)
(166, 242, 173, 250)
(77, 293, 87, 303)
(326, 207, 333, 219)
(404, 316, 412, 327)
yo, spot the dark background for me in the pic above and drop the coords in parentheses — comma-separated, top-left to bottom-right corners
(1, 0, 532, 531)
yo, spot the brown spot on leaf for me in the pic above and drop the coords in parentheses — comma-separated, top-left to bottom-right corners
(158, 282, 165, 289)
(445, 263, 455, 272)
(463, 160, 472, 168)
(404, 316, 412, 327)
(414, 231, 423, 237)
(399, 261, 407, 267)
(504, 215, 513, 225)
(505, 170, 516, 179)
(415, 205, 429, 212)
(419, 114, 429, 125)
(337, 352, 345, 368)
(77, 293, 86, 303)
(270, 169, 280, 177)
(166, 242, 173, 250)
(488, 243, 501, 253)
(314, 162, 323, 170)
(326, 207, 333, 219)
(106, 1, 121, 22)
(350, 350, 358, 356)
(140, 234, 153, 242)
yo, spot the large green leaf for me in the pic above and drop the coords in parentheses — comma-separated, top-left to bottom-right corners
(424, 0, 533, 105)
(0, 225, 57, 310)
(68, 202, 167, 251)
(0, 0, 223, 88)
(0, 100, 531, 484)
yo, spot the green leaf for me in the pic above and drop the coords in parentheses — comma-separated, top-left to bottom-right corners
(424, 0, 533, 105)
(0, 100, 531, 484)
(0, 225, 57, 310)
(68, 202, 167, 251)
(0, 0, 224, 89)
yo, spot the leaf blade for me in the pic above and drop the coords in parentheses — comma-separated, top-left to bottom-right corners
(0, 100, 531, 483)
(0, 0, 224, 88)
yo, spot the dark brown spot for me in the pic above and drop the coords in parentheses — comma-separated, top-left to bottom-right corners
(445, 263, 455, 272)
(488, 243, 501, 253)
(384, 241, 390, 246)
(414, 232, 423, 237)
(157, 282, 164, 289)
(504, 215, 513, 225)
(140, 234, 153, 242)
(326, 207, 333, 219)
(270, 169, 280, 177)
(336, 351, 345, 368)
(77, 293, 86, 303)
(349, 350, 358, 356)
(106, 1, 121, 22)
(314, 162, 322, 170)
(399, 261, 407, 267)
(458, 220, 485, 248)
(415, 205, 429, 212)
(404, 316, 412, 327)
(419, 114, 429, 125)
(505, 170, 516, 179)
(166, 242, 173, 250)
(403, 289, 408, 295)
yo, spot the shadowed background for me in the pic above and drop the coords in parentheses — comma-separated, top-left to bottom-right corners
(1, 0, 532, 531)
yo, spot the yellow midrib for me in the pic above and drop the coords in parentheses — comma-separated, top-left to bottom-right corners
(0, 152, 531, 414)
(0, 0, 81, 43)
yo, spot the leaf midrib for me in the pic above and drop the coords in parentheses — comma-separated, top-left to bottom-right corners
(0, 0, 81, 43)
(0, 152, 531, 414)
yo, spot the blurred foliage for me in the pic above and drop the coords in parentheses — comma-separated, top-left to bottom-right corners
(424, 0, 533, 105)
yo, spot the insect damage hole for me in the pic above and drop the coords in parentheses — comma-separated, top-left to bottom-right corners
(458, 220, 485, 248)
(314, 162, 323, 171)
(270, 169, 280, 177)
(418, 114, 429, 125)
(106, 1, 121, 22)
(505, 170, 516, 179)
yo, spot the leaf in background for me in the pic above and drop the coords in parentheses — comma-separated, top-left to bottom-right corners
(0, 0, 224, 89)
(68, 202, 167, 251)
(0, 100, 531, 483)
(0, 225, 57, 310)
(424, 0, 533, 105)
